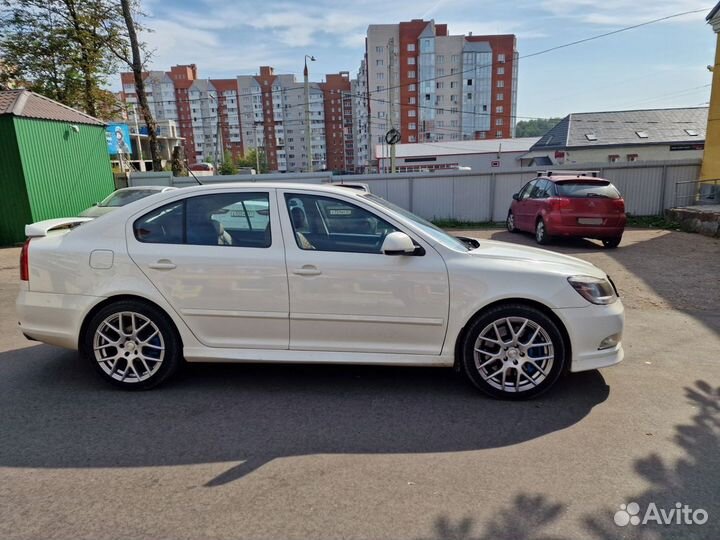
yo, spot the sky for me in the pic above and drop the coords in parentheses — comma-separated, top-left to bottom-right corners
(135, 0, 716, 120)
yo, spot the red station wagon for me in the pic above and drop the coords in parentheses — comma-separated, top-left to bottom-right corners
(507, 172, 626, 248)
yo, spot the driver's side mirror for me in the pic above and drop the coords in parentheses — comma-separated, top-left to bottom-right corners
(381, 232, 416, 255)
(512, 193, 520, 201)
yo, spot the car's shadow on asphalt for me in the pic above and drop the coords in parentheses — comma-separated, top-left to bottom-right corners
(0, 345, 609, 487)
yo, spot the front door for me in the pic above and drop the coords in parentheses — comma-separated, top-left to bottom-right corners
(514, 179, 537, 231)
(279, 189, 449, 355)
(127, 189, 289, 349)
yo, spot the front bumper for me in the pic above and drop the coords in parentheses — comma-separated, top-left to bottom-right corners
(16, 286, 102, 350)
(553, 300, 625, 372)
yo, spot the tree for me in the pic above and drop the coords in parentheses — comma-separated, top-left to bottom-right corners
(515, 117, 563, 138)
(236, 149, 268, 173)
(0, 0, 123, 117)
(218, 150, 238, 175)
(171, 145, 187, 177)
(118, 0, 161, 171)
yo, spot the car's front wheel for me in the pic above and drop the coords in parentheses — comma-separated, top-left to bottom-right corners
(506, 211, 518, 233)
(461, 304, 566, 399)
(82, 300, 182, 390)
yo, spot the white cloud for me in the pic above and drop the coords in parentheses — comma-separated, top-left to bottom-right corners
(537, 0, 709, 25)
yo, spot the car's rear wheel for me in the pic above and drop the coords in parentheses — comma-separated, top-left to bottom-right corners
(535, 218, 550, 245)
(602, 236, 622, 249)
(461, 304, 566, 400)
(82, 300, 181, 390)
(506, 211, 518, 233)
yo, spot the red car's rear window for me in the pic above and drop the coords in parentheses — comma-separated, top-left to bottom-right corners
(555, 181, 620, 199)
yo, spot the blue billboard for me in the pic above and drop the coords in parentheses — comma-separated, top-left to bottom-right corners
(105, 123, 133, 155)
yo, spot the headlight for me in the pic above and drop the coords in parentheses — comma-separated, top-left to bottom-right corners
(567, 275, 617, 305)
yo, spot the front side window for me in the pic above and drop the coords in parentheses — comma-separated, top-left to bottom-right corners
(519, 180, 536, 200)
(134, 192, 271, 247)
(285, 194, 398, 254)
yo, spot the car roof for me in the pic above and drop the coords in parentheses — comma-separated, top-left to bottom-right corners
(170, 182, 367, 195)
(117, 185, 175, 192)
(540, 175, 610, 183)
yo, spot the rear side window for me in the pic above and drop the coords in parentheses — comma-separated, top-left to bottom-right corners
(134, 192, 271, 247)
(556, 181, 620, 199)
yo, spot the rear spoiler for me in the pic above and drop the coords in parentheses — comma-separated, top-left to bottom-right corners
(25, 217, 93, 238)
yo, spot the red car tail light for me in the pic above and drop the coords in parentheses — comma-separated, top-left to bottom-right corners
(612, 199, 625, 211)
(550, 197, 572, 211)
(20, 239, 30, 282)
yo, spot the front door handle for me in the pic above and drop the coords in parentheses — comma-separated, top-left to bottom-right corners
(148, 259, 177, 270)
(293, 265, 321, 276)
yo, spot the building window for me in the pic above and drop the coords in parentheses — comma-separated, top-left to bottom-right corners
(409, 97, 416, 104)
(377, 72, 384, 80)
(408, 57, 416, 65)
(408, 70, 416, 78)
(497, 67, 505, 75)
(409, 84, 416, 91)
(376, 46, 384, 53)
(408, 110, 416, 117)
(409, 135, 416, 142)
(437, 120, 444, 127)
(496, 93, 504, 101)
(436, 81, 444, 89)
(450, 81, 457, 89)
(451, 54, 459, 63)
(436, 68, 445, 76)
(437, 55, 444, 64)
(608, 154, 620, 163)
(376, 59, 384, 66)
(467, 93, 473, 100)
(407, 43, 416, 52)
(409, 122, 416, 130)
(627, 154, 638, 162)
(450, 95, 458, 103)
(496, 106, 504, 113)
(467, 79, 473, 86)
(498, 53, 506, 63)
(496, 131, 503, 138)
(376, 85, 384, 92)
(497, 80, 505, 88)
(496, 118, 503, 126)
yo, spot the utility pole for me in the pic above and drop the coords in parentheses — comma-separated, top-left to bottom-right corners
(388, 38, 396, 174)
(129, 104, 145, 171)
(304, 54, 316, 173)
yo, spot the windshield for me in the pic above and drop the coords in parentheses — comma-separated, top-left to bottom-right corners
(363, 193, 469, 251)
(556, 181, 620, 199)
(100, 189, 160, 207)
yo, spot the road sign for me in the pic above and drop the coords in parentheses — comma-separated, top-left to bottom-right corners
(385, 128, 401, 145)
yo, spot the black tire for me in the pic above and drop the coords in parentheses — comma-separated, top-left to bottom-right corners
(506, 211, 518, 233)
(535, 218, 550, 245)
(602, 236, 622, 249)
(81, 300, 182, 390)
(460, 304, 566, 400)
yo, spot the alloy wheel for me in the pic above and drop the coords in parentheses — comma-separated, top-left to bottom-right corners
(473, 317, 555, 393)
(93, 311, 165, 383)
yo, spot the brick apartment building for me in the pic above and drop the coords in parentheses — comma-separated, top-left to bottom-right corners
(362, 20, 518, 167)
(120, 65, 356, 172)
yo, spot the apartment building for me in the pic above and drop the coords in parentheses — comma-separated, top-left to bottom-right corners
(362, 20, 518, 167)
(120, 64, 348, 172)
(351, 59, 370, 173)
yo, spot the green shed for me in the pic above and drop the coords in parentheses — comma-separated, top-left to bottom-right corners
(0, 90, 115, 245)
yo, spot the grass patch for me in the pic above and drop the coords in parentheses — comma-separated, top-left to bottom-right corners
(432, 219, 504, 229)
(626, 215, 681, 230)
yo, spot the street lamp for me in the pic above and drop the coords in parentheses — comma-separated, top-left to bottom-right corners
(304, 54, 316, 173)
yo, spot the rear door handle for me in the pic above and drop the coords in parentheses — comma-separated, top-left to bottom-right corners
(148, 259, 177, 270)
(293, 265, 321, 276)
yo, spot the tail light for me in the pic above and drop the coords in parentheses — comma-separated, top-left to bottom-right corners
(20, 239, 30, 282)
(550, 197, 572, 211)
(612, 199, 625, 211)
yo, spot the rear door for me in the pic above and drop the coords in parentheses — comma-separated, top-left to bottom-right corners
(514, 180, 537, 231)
(555, 180, 625, 227)
(127, 189, 289, 349)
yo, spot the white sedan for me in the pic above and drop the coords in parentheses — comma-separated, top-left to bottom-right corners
(16, 183, 624, 399)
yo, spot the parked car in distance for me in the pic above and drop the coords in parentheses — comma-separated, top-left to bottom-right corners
(18, 183, 624, 399)
(188, 162, 216, 176)
(507, 173, 626, 248)
(79, 186, 177, 218)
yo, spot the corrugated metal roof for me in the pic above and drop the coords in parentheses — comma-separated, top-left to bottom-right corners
(531, 107, 707, 150)
(376, 137, 540, 159)
(0, 90, 104, 126)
